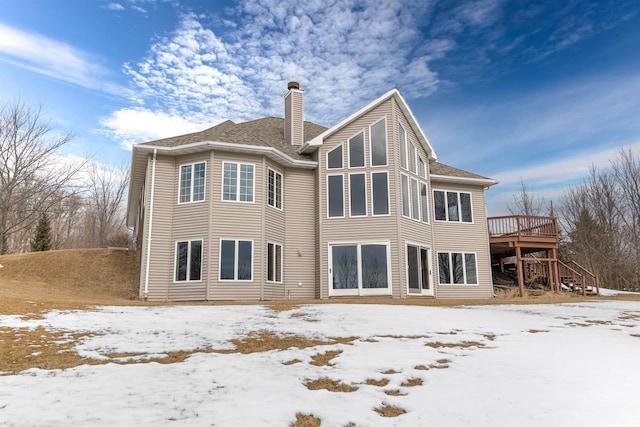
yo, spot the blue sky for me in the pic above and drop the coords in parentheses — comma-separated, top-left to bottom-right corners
(1, 0, 639, 215)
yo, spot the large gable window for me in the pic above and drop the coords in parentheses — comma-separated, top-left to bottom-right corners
(399, 124, 407, 169)
(220, 239, 253, 281)
(327, 145, 343, 169)
(179, 162, 205, 203)
(434, 190, 472, 222)
(267, 169, 283, 209)
(401, 174, 429, 223)
(348, 132, 365, 168)
(349, 173, 367, 217)
(327, 175, 344, 218)
(370, 118, 387, 166)
(371, 172, 389, 215)
(438, 252, 478, 285)
(175, 240, 202, 282)
(223, 162, 254, 202)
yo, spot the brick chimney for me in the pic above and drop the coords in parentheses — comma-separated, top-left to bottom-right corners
(284, 81, 304, 145)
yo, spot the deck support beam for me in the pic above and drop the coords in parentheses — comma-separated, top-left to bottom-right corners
(516, 246, 525, 297)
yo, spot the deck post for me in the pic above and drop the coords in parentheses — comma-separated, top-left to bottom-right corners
(551, 248, 559, 293)
(516, 246, 525, 297)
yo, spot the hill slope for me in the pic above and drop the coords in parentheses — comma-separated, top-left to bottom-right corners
(0, 248, 140, 314)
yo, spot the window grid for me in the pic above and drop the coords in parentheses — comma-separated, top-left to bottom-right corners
(223, 162, 254, 203)
(267, 169, 283, 209)
(179, 162, 206, 204)
(437, 252, 478, 285)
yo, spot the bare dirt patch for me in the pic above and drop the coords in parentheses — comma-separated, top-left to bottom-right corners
(291, 413, 321, 427)
(400, 377, 423, 387)
(310, 350, 343, 366)
(426, 341, 485, 349)
(305, 378, 358, 393)
(365, 378, 390, 387)
(374, 404, 407, 417)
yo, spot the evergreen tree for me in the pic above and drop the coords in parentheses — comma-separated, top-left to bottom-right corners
(31, 213, 52, 252)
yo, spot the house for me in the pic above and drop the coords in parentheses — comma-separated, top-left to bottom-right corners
(126, 82, 497, 301)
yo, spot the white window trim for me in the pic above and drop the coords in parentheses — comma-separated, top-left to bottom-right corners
(399, 123, 407, 170)
(219, 238, 254, 282)
(347, 129, 367, 169)
(326, 144, 344, 170)
(348, 172, 368, 218)
(173, 239, 204, 283)
(432, 189, 474, 224)
(267, 168, 283, 211)
(371, 171, 391, 217)
(401, 173, 429, 223)
(405, 241, 433, 296)
(436, 251, 479, 286)
(221, 161, 256, 203)
(177, 162, 206, 205)
(408, 140, 417, 174)
(419, 181, 429, 224)
(326, 173, 345, 219)
(369, 117, 388, 167)
(328, 240, 392, 297)
(266, 241, 284, 284)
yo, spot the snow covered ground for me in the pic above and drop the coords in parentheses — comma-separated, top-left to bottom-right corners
(1, 301, 639, 426)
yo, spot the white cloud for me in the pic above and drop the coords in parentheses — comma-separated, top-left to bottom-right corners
(0, 23, 125, 97)
(106, 3, 125, 11)
(100, 108, 210, 150)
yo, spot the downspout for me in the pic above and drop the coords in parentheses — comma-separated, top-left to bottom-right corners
(143, 149, 158, 301)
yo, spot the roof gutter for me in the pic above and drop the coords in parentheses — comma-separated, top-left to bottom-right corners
(143, 149, 157, 301)
(429, 174, 498, 187)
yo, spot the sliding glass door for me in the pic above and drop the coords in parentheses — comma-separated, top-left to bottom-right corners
(329, 242, 391, 296)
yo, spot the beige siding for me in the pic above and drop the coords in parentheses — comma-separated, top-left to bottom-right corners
(318, 99, 402, 298)
(208, 152, 264, 300)
(285, 90, 304, 146)
(142, 154, 175, 301)
(431, 182, 493, 299)
(283, 168, 317, 299)
(264, 161, 286, 300)
(395, 99, 435, 298)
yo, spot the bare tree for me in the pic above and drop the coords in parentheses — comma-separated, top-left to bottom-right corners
(0, 100, 85, 254)
(508, 179, 547, 216)
(84, 162, 130, 247)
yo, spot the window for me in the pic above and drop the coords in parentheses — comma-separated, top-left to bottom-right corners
(401, 174, 410, 217)
(267, 242, 283, 283)
(349, 173, 367, 216)
(349, 132, 365, 168)
(438, 252, 478, 285)
(418, 157, 425, 178)
(433, 191, 473, 222)
(223, 162, 254, 202)
(328, 175, 344, 217)
(267, 169, 283, 209)
(371, 172, 389, 215)
(370, 118, 387, 166)
(179, 162, 205, 203)
(407, 244, 431, 294)
(399, 124, 407, 169)
(330, 243, 390, 295)
(408, 141, 417, 174)
(175, 240, 202, 282)
(327, 145, 343, 169)
(220, 239, 253, 281)
(402, 174, 428, 223)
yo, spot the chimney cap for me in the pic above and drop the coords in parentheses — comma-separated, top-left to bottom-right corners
(287, 81, 300, 90)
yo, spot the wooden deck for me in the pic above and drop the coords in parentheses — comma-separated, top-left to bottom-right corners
(488, 215, 560, 296)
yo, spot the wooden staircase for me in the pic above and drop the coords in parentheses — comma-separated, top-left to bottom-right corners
(558, 260, 600, 296)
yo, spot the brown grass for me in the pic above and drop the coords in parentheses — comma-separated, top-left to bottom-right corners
(414, 365, 429, 370)
(482, 333, 496, 341)
(631, 334, 640, 338)
(528, 329, 549, 333)
(291, 413, 321, 427)
(305, 378, 358, 392)
(374, 404, 407, 417)
(382, 369, 398, 374)
(426, 341, 484, 349)
(384, 389, 405, 396)
(400, 377, 423, 387)
(283, 359, 302, 365)
(365, 378, 390, 387)
(229, 332, 356, 354)
(310, 350, 343, 366)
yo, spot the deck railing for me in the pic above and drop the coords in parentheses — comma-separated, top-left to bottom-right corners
(559, 260, 599, 295)
(488, 215, 558, 239)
